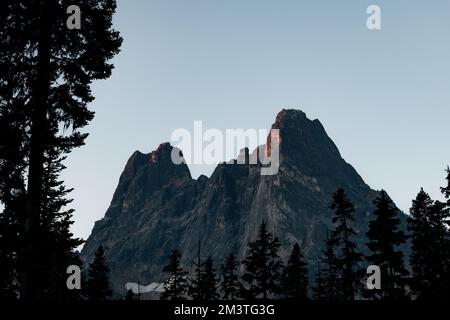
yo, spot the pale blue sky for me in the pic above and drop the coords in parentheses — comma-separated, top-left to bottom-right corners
(63, 0, 450, 240)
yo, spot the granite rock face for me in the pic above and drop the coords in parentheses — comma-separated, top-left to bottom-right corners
(81, 109, 406, 295)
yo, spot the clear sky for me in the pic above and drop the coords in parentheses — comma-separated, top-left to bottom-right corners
(62, 0, 450, 241)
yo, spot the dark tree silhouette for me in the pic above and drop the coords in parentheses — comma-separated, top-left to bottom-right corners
(428, 199, 449, 298)
(221, 254, 241, 300)
(36, 150, 84, 299)
(0, 132, 83, 299)
(441, 167, 450, 297)
(313, 261, 325, 300)
(161, 249, 188, 300)
(317, 232, 342, 300)
(125, 289, 136, 301)
(242, 221, 283, 299)
(0, 99, 27, 299)
(0, 201, 22, 300)
(189, 241, 206, 300)
(188, 244, 219, 300)
(408, 188, 448, 299)
(201, 256, 219, 300)
(86, 245, 113, 300)
(0, 0, 122, 299)
(330, 188, 362, 300)
(442, 166, 450, 202)
(281, 243, 309, 300)
(365, 190, 408, 300)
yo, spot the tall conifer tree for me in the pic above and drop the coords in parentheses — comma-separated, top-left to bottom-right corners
(86, 245, 112, 300)
(313, 261, 325, 300)
(221, 254, 241, 300)
(201, 256, 219, 300)
(189, 251, 219, 299)
(0, 0, 122, 299)
(365, 190, 408, 300)
(318, 232, 342, 300)
(408, 188, 447, 299)
(242, 221, 283, 299)
(161, 249, 188, 300)
(440, 167, 450, 297)
(0, 89, 27, 299)
(281, 243, 309, 300)
(330, 188, 362, 300)
(188, 241, 206, 300)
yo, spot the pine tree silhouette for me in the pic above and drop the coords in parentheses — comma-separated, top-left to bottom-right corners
(317, 231, 342, 300)
(428, 200, 449, 298)
(188, 243, 219, 300)
(0, 202, 22, 300)
(242, 221, 283, 299)
(0, 105, 27, 299)
(440, 167, 450, 298)
(125, 289, 136, 301)
(202, 256, 219, 300)
(1, 133, 83, 299)
(281, 243, 309, 300)
(313, 261, 325, 300)
(37, 150, 84, 299)
(87, 245, 113, 300)
(330, 188, 363, 300)
(221, 254, 241, 300)
(408, 188, 448, 299)
(189, 241, 206, 300)
(0, 0, 122, 299)
(365, 190, 408, 300)
(161, 249, 188, 300)
(441, 166, 450, 201)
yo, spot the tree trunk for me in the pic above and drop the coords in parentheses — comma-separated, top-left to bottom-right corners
(22, 0, 53, 300)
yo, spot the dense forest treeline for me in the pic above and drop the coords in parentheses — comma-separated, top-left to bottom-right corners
(2, 166, 449, 301)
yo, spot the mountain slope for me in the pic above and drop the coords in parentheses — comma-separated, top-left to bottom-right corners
(81, 109, 406, 295)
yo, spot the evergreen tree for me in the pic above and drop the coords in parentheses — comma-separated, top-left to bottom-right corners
(125, 289, 136, 301)
(0, 126, 83, 299)
(318, 232, 342, 300)
(330, 188, 363, 300)
(440, 167, 450, 297)
(428, 199, 449, 298)
(365, 190, 408, 300)
(442, 166, 450, 203)
(189, 253, 219, 299)
(0, 206, 22, 300)
(312, 261, 325, 300)
(242, 221, 283, 299)
(86, 245, 113, 300)
(161, 249, 188, 300)
(188, 241, 206, 300)
(202, 256, 219, 300)
(221, 254, 241, 300)
(0, 109, 27, 299)
(36, 150, 84, 299)
(0, 186, 23, 300)
(0, 0, 122, 299)
(408, 188, 448, 299)
(281, 243, 309, 300)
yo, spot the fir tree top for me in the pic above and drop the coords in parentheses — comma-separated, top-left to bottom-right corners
(87, 245, 113, 300)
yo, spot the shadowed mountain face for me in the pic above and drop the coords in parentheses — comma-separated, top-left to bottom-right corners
(81, 109, 406, 295)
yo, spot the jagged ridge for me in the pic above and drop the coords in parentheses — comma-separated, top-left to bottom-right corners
(81, 109, 406, 296)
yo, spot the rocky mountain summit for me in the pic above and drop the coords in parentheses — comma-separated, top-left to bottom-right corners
(81, 109, 405, 295)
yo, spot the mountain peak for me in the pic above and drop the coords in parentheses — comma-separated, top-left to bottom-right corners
(150, 142, 175, 163)
(272, 109, 321, 133)
(274, 108, 307, 123)
(81, 109, 392, 296)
